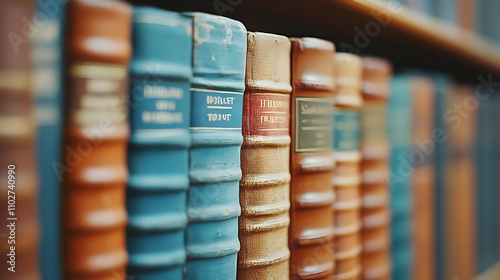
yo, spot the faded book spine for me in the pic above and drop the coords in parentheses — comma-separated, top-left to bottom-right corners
(62, 1, 131, 279)
(238, 32, 291, 280)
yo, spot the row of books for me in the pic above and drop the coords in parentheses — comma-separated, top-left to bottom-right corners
(0, 0, 499, 280)
(386, 0, 500, 43)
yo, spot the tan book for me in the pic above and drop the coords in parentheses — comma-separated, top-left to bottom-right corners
(238, 32, 292, 280)
(360, 57, 392, 280)
(333, 53, 363, 280)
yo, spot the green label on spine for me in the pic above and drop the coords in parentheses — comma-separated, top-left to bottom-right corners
(295, 97, 333, 153)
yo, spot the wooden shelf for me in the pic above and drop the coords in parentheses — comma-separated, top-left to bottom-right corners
(128, 0, 500, 80)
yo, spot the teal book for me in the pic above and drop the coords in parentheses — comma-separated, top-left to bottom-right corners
(388, 75, 414, 280)
(433, 0, 457, 25)
(476, 93, 500, 274)
(476, 0, 500, 43)
(431, 74, 450, 280)
(127, 7, 192, 280)
(183, 12, 247, 280)
(33, 1, 65, 279)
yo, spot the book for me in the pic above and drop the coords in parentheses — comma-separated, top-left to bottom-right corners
(332, 52, 363, 280)
(444, 85, 476, 280)
(0, 0, 40, 279)
(476, 0, 500, 43)
(126, 7, 192, 280)
(388, 74, 414, 280)
(184, 12, 247, 280)
(238, 32, 291, 280)
(61, 0, 131, 278)
(410, 76, 435, 280)
(289, 37, 335, 280)
(433, 0, 457, 25)
(360, 57, 392, 280)
(475, 92, 500, 275)
(33, 0, 65, 279)
(431, 73, 451, 280)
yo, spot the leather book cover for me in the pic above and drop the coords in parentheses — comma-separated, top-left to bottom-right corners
(410, 76, 435, 280)
(127, 7, 192, 280)
(289, 37, 335, 280)
(458, 0, 475, 30)
(33, 0, 65, 279)
(183, 12, 246, 280)
(61, 0, 131, 279)
(332, 53, 363, 280)
(475, 93, 500, 275)
(0, 1, 40, 279)
(360, 57, 392, 280)
(238, 32, 291, 280)
(444, 85, 476, 280)
(387, 75, 413, 280)
(430, 73, 451, 280)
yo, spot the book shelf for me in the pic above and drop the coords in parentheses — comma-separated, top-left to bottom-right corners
(128, 0, 500, 80)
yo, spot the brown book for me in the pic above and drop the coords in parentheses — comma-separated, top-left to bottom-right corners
(333, 53, 363, 280)
(289, 37, 335, 280)
(360, 57, 392, 280)
(410, 76, 435, 280)
(458, 0, 475, 31)
(61, 0, 131, 279)
(444, 85, 476, 280)
(0, 1, 39, 279)
(238, 32, 292, 280)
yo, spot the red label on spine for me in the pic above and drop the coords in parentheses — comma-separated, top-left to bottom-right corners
(243, 93, 290, 136)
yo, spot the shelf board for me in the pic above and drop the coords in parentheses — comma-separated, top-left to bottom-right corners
(128, 0, 500, 80)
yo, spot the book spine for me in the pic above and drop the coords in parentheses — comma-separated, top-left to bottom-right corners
(289, 37, 335, 280)
(184, 12, 247, 280)
(126, 7, 192, 280)
(410, 76, 435, 280)
(388, 75, 414, 280)
(33, 1, 65, 279)
(238, 32, 291, 280)
(476, 94, 500, 274)
(62, 1, 131, 278)
(0, 1, 39, 279)
(444, 85, 476, 280)
(360, 57, 392, 280)
(333, 53, 363, 280)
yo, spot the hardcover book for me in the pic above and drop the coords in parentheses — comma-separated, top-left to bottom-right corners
(184, 12, 247, 280)
(33, 0, 65, 278)
(127, 7, 192, 280)
(61, 0, 131, 278)
(0, 0, 40, 279)
(388, 75, 414, 280)
(410, 76, 435, 280)
(444, 85, 476, 280)
(360, 57, 392, 280)
(332, 52, 364, 280)
(289, 37, 335, 280)
(238, 32, 291, 280)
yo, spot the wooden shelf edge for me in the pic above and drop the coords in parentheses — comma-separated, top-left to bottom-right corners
(344, 0, 500, 74)
(474, 262, 500, 280)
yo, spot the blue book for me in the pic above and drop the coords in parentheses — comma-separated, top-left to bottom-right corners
(183, 12, 247, 280)
(33, 1, 65, 279)
(388, 75, 414, 280)
(476, 93, 500, 274)
(430, 74, 450, 280)
(433, 0, 457, 25)
(127, 7, 192, 280)
(476, 0, 500, 43)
